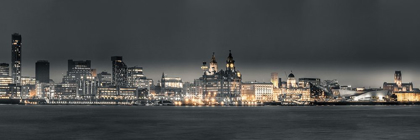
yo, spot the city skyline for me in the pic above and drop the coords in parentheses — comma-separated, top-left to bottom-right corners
(2, 1, 420, 139)
(2, 0, 420, 88)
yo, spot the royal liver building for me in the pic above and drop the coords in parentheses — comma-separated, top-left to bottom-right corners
(198, 50, 242, 104)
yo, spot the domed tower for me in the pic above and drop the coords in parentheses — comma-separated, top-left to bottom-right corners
(208, 52, 218, 75)
(226, 50, 235, 71)
(287, 71, 296, 88)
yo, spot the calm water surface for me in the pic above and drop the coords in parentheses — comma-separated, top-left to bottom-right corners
(0, 105, 419, 140)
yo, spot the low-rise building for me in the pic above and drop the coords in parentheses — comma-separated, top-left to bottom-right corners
(394, 91, 420, 102)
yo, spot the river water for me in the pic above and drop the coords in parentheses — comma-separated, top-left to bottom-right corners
(0, 105, 419, 139)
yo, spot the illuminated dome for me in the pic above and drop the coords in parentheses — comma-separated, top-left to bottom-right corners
(288, 73, 295, 78)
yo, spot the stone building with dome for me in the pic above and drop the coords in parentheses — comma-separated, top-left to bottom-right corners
(197, 50, 242, 104)
(279, 71, 312, 102)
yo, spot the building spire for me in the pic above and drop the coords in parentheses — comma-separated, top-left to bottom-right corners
(227, 50, 234, 63)
(211, 52, 217, 63)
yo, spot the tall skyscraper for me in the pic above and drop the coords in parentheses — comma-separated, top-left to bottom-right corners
(11, 33, 22, 84)
(0, 63, 9, 76)
(111, 56, 128, 87)
(36, 60, 50, 83)
(271, 72, 279, 88)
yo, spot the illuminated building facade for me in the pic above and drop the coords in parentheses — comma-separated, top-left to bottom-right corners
(97, 71, 112, 87)
(199, 50, 242, 103)
(271, 72, 279, 88)
(97, 86, 138, 100)
(11, 33, 22, 84)
(78, 76, 97, 98)
(383, 71, 413, 93)
(36, 60, 50, 83)
(0, 76, 12, 86)
(63, 59, 96, 83)
(35, 82, 52, 98)
(128, 66, 145, 86)
(111, 56, 128, 87)
(128, 66, 153, 91)
(21, 76, 36, 86)
(0, 63, 9, 76)
(52, 83, 78, 99)
(7, 84, 22, 98)
(241, 82, 273, 102)
(61, 59, 97, 98)
(160, 73, 183, 98)
(21, 76, 37, 98)
(183, 82, 192, 96)
(280, 72, 312, 102)
(287, 72, 297, 88)
(394, 91, 420, 102)
(271, 73, 281, 101)
(298, 78, 320, 88)
(0, 76, 12, 97)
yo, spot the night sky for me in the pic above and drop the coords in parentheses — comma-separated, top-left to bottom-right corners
(1, 0, 420, 88)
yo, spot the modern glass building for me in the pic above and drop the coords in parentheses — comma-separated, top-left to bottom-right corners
(11, 33, 22, 84)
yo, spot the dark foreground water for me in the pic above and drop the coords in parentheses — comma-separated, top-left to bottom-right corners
(0, 105, 419, 140)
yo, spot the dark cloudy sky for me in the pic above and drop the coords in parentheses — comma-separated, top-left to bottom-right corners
(1, 0, 420, 88)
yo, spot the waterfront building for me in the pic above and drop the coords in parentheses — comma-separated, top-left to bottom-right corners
(0, 76, 13, 97)
(0, 76, 13, 86)
(111, 56, 128, 87)
(394, 91, 420, 102)
(280, 81, 286, 88)
(20, 76, 37, 98)
(35, 82, 52, 99)
(160, 73, 183, 100)
(97, 71, 112, 87)
(97, 86, 138, 100)
(198, 50, 242, 104)
(271, 72, 279, 88)
(192, 79, 203, 99)
(128, 66, 145, 86)
(36, 60, 50, 83)
(11, 33, 22, 84)
(298, 78, 321, 88)
(241, 81, 273, 102)
(383, 71, 413, 93)
(128, 66, 153, 91)
(273, 88, 281, 102)
(286, 72, 297, 88)
(21, 76, 36, 86)
(62, 59, 97, 98)
(183, 82, 192, 96)
(280, 72, 312, 102)
(7, 84, 22, 98)
(63, 59, 96, 83)
(0, 63, 9, 76)
(78, 76, 98, 98)
(52, 83, 78, 99)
